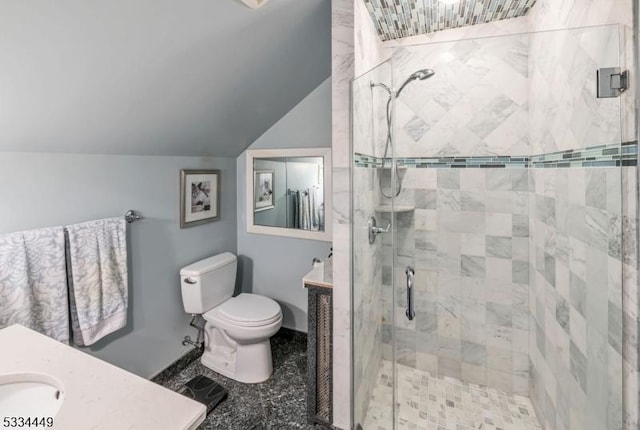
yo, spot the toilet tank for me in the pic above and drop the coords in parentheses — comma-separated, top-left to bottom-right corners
(180, 252, 237, 314)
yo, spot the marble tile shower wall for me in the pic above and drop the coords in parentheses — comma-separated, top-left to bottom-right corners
(621, 166, 639, 430)
(526, 18, 637, 430)
(379, 167, 531, 396)
(392, 34, 530, 158)
(528, 168, 626, 430)
(528, 25, 621, 155)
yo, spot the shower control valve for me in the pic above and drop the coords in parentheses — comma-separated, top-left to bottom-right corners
(368, 216, 390, 244)
(371, 223, 391, 235)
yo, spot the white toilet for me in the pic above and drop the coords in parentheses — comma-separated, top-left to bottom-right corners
(180, 252, 283, 384)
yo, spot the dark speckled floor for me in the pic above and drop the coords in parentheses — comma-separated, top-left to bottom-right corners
(160, 329, 325, 430)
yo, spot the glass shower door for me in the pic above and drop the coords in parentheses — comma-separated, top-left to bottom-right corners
(387, 25, 624, 430)
(351, 59, 395, 430)
(351, 24, 625, 430)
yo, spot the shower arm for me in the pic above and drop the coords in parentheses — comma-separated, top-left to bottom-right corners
(370, 81, 392, 95)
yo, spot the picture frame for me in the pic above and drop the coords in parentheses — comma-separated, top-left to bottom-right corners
(254, 169, 274, 212)
(180, 169, 221, 228)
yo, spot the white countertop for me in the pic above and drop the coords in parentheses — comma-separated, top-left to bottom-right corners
(0, 325, 206, 430)
(302, 259, 333, 289)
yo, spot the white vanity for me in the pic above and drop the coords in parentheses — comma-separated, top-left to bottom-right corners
(0, 325, 205, 429)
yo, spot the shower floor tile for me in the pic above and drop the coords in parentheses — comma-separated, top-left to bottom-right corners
(362, 361, 542, 430)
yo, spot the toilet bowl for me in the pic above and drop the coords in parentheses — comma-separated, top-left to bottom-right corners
(180, 253, 283, 384)
(201, 293, 282, 383)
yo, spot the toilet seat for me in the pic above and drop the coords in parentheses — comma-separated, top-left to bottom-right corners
(204, 293, 281, 327)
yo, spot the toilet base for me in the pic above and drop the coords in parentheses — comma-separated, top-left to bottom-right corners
(201, 327, 274, 384)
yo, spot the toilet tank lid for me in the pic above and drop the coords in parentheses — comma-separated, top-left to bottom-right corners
(180, 252, 237, 276)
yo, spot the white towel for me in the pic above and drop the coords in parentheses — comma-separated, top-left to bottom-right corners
(300, 190, 311, 230)
(65, 217, 128, 346)
(309, 186, 320, 231)
(0, 227, 69, 343)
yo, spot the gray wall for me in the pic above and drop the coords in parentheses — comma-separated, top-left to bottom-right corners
(237, 78, 332, 332)
(0, 152, 237, 378)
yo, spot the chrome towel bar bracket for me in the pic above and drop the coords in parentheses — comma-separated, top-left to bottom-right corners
(124, 210, 143, 223)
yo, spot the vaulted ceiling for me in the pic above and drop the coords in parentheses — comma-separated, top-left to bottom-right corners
(0, 0, 331, 157)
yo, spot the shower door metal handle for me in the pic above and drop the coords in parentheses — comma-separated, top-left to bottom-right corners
(405, 266, 415, 321)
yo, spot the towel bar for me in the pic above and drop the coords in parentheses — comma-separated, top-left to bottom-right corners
(124, 210, 143, 223)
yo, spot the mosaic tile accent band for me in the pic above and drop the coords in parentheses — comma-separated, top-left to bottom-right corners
(354, 142, 638, 169)
(362, 0, 537, 41)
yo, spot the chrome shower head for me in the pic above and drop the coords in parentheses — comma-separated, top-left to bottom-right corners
(395, 68, 436, 98)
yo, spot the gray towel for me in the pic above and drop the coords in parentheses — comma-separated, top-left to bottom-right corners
(0, 227, 69, 343)
(65, 217, 128, 346)
(295, 191, 301, 229)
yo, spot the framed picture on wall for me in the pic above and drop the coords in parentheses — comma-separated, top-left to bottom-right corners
(254, 170, 274, 212)
(180, 169, 221, 228)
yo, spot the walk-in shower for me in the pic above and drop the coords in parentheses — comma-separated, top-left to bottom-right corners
(370, 69, 435, 198)
(351, 23, 635, 430)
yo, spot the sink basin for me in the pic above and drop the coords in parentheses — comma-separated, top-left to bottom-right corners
(0, 372, 64, 417)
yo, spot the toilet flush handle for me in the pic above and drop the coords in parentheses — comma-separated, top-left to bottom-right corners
(184, 277, 197, 285)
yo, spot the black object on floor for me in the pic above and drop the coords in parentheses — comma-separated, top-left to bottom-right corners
(178, 375, 228, 414)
